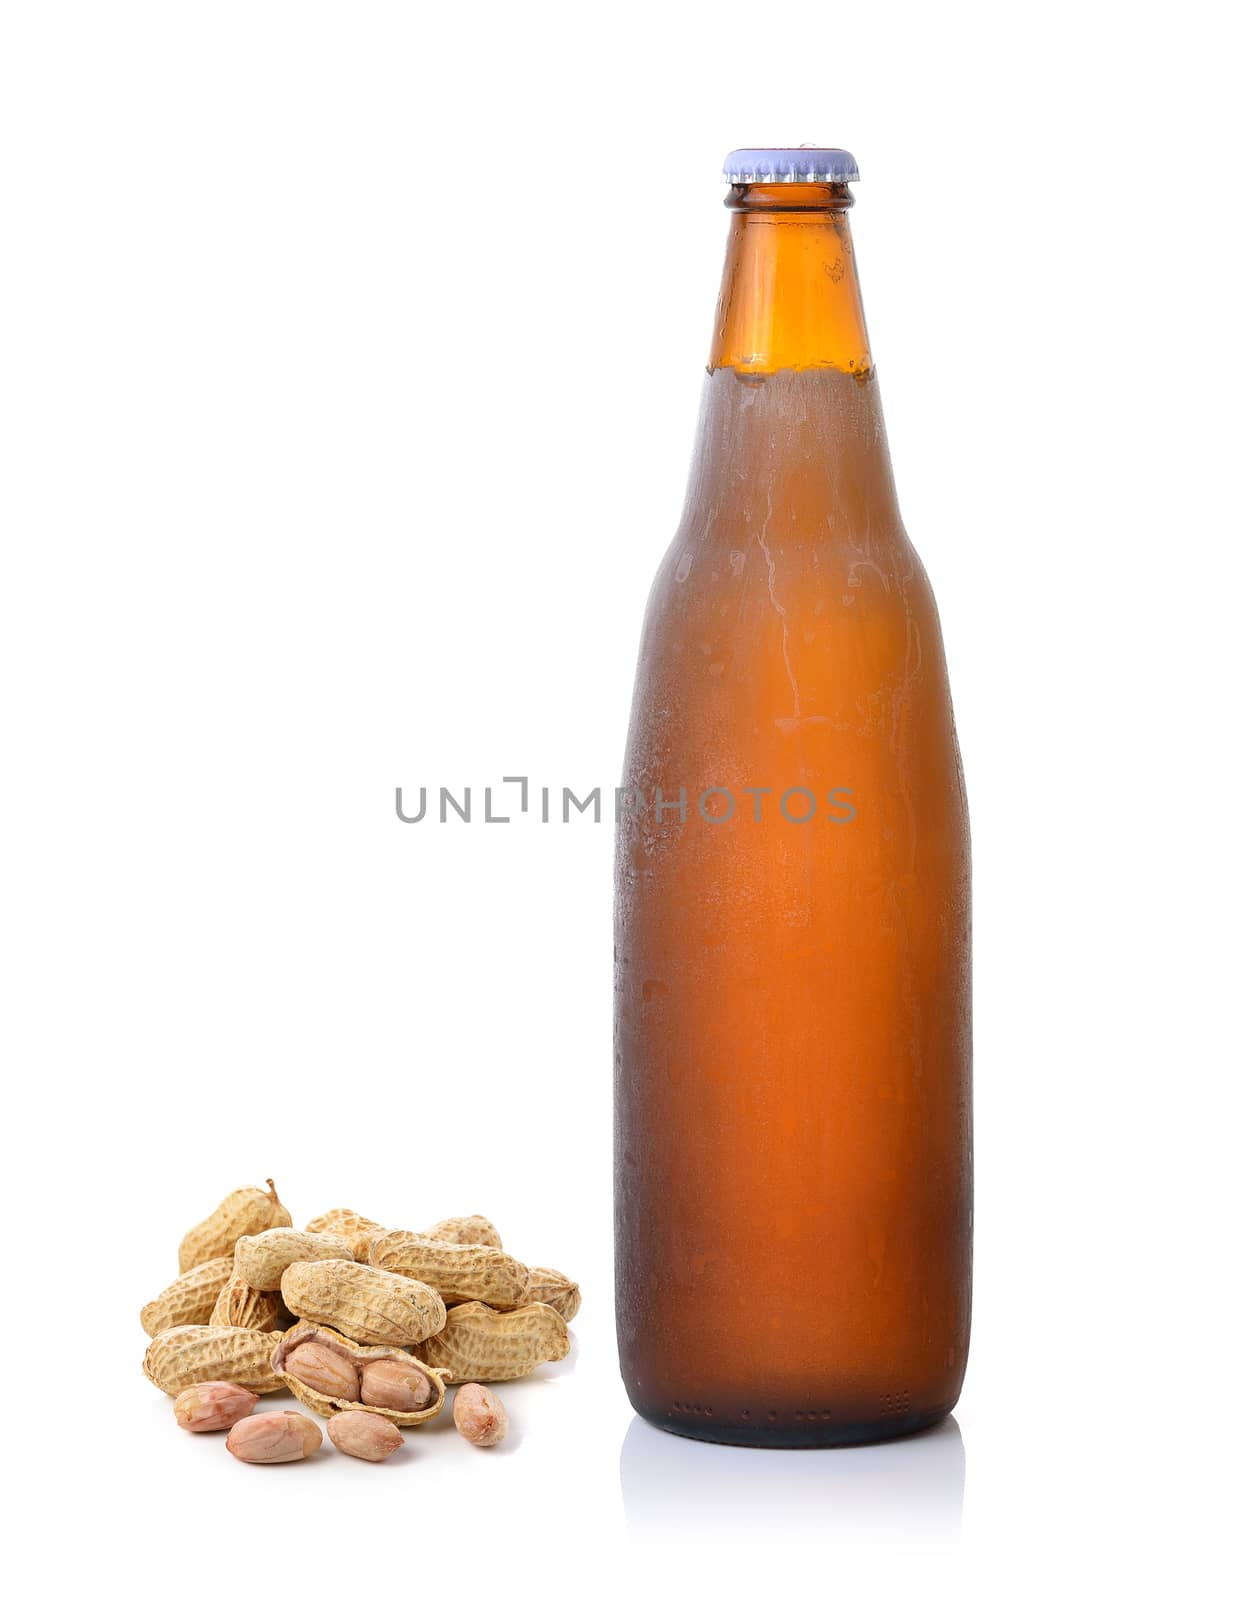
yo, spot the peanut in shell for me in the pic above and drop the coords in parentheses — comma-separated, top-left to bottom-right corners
(415, 1300, 570, 1383)
(421, 1214, 503, 1250)
(178, 1179, 291, 1274)
(143, 1324, 285, 1396)
(209, 1271, 282, 1332)
(304, 1208, 386, 1262)
(235, 1227, 357, 1291)
(141, 1255, 234, 1336)
(520, 1266, 582, 1323)
(273, 1320, 449, 1426)
(280, 1258, 446, 1346)
(360, 1359, 435, 1412)
(367, 1231, 530, 1310)
(286, 1340, 360, 1401)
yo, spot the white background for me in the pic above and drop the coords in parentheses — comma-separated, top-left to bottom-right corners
(2, 2, 1239, 1594)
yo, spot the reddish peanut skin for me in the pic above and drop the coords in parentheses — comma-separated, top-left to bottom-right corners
(453, 1383, 509, 1447)
(173, 1382, 257, 1432)
(285, 1341, 361, 1402)
(226, 1411, 323, 1463)
(360, 1359, 433, 1412)
(327, 1412, 404, 1461)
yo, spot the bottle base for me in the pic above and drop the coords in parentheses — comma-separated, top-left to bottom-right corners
(629, 1401, 956, 1450)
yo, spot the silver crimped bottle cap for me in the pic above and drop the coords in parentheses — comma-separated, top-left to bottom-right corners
(723, 147, 859, 184)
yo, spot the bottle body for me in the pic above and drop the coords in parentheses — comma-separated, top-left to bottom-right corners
(614, 172, 970, 1447)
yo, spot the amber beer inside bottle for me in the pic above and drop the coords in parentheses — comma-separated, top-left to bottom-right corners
(614, 150, 971, 1446)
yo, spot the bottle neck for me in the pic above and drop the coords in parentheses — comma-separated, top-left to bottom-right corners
(681, 184, 901, 543)
(708, 184, 872, 376)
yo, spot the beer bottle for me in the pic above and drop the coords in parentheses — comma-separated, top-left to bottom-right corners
(614, 148, 971, 1446)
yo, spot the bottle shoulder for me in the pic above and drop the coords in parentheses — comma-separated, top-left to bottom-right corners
(647, 513, 933, 617)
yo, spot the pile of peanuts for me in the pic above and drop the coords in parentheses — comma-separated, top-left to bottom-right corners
(141, 1181, 578, 1464)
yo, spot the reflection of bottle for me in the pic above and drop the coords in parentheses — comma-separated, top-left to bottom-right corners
(615, 149, 971, 1446)
(619, 1413, 966, 1532)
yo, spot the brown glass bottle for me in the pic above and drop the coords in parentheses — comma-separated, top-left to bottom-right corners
(614, 150, 971, 1447)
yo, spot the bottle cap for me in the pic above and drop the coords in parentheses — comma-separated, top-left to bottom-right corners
(723, 147, 859, 184)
